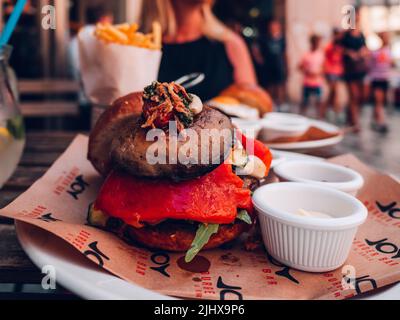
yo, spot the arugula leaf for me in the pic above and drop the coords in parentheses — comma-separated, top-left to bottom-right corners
(236, 209, 252, 225)
(6, 115, 25, 140)
(185, 223, 219, 263)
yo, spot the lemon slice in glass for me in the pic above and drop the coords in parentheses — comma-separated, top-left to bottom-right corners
(0, 127, 12, 152)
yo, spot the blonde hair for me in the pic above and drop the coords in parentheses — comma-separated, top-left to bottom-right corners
(140, 0, 234, 42)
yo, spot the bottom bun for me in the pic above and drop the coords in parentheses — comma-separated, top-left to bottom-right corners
(126, 220, 249, 252)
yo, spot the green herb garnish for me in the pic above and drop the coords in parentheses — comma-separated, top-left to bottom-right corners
(143, 81, 158, 99)
(236, 209, 252, 225)
(6, 115, 25, 140)
(185, 223, 219, 263)
(180, 92, 193, 108)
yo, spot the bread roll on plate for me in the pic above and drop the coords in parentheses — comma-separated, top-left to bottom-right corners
(219, 84, 273, 116)
(208, 96, 260, 120)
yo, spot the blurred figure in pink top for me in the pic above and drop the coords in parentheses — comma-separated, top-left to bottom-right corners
(321, 28, 344, 121)
(298, 34, 324, 117)
(369, 32, 393, 133)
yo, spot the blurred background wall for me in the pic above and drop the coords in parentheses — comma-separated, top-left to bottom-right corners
(1, 0, 399, 115)
(286, 0, 351, 104)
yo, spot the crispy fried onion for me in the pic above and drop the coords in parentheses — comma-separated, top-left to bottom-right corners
(142, 82, 194, 132)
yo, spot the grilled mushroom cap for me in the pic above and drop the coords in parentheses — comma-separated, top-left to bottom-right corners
(110, 106, 234, 181)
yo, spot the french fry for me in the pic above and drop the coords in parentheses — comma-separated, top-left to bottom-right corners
(128, 23, 139, 34)
(115, 23, 130, 31)
(95, 30, 114, 43)
(105, 26, 129, 43)
(94, 21, 161, 50)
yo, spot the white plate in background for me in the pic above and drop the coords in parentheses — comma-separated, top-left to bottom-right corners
(265, 120, 343, 151)
(231, 118, 262, 139)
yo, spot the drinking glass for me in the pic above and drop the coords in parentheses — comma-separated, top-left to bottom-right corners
(0, 45, 25, 188)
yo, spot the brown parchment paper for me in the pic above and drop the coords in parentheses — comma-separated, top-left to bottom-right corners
(1, 135, 399, 300)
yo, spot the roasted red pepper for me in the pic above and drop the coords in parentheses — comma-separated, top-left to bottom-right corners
(95, 164, 253, 226)
(237, 131, 272, 176)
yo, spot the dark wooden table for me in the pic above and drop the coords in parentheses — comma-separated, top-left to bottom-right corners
(0, 132, 80, 299)
(0, 116, 398, 298)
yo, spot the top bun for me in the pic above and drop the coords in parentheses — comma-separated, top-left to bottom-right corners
(88, 86, 235, 180)
(88, 92, 143, 176)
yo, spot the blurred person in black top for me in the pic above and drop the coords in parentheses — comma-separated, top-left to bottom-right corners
(255, 20, 288, 110)
(140, 0, 257, 101)
(341, 9, 370, 132)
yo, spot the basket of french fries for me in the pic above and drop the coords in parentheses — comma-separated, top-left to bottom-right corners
(78, 21, 162, 106)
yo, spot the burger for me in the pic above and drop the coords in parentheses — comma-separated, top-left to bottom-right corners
(87, 81, 272, 262)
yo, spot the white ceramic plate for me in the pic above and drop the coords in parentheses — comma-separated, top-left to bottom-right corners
(265, 120, 343, 151)
(16, 218, 399, 300)
(16, 221, 171, 300)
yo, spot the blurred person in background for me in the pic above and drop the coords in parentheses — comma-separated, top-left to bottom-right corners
(298, 34, 324, 118)
(140, 0, 257, 100)
(369, 32, 393, 133)
(341, 9, 370, 132)
(322, 28, 344, 123)
(256, 19, 288, 110)
(86, 5, 114, 25)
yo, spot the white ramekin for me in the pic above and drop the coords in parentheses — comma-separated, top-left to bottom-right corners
(273, 160, 364, 196)
(260, 113, 310, 141)
(253, 182, 368, 272)
(270, 150, 286, 168)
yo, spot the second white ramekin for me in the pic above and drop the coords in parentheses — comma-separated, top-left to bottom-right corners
(253, 182, 368, 272)
(273, 160, 364, 196)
